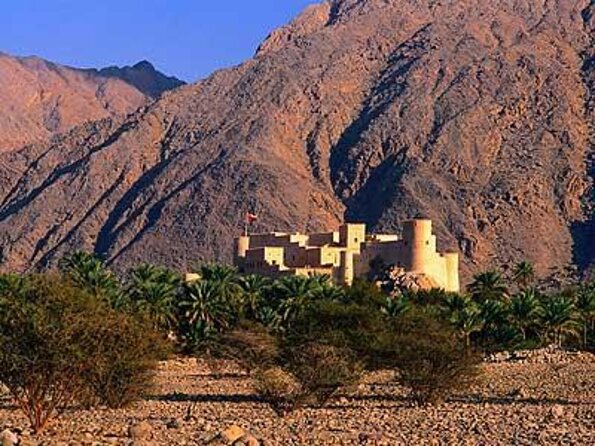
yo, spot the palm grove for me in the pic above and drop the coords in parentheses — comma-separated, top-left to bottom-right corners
(0, 252, 594, 432)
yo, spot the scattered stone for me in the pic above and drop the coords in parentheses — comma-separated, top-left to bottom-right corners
(0, 429, 18, 446)
(129, 421, 153, 440)
(550, 404, 565, 418)
(233, 434, 260, 446)
(208, 425, 246, 444)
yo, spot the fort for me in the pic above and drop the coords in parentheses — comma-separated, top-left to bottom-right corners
(233, 219, 460, 292)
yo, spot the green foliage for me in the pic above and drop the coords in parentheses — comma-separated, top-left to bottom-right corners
(0, 274, 164, 432)
(575, 282, 595, 348)
(59, 251, 123, 308)
(283, 341, 363, 408)
(381, 295, 411, 318)
(508, 288, 543, 341)
(512, 261, 535, 290)
(0, 275, 93, 432)
(385, 310, 482, 405)
(80, 310, 168, 408)
(177, 280, 239, 351)
(125, 263, 181, 332)
(222, 323, 363, 415)
(272, 275, 326, 327)
(237, 274, 271, 320)
(442, 294, 483, 347)
(539, 293, 580, 347)
(469, 271, 509, 303)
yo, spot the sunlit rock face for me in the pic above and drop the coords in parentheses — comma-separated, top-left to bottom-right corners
(0, 0, 593, 283)
(0, 53, 183, 152)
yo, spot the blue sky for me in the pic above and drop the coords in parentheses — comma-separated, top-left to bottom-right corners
(0, 0, 316, 81)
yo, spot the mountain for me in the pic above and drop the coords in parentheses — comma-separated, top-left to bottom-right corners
(92, 60, 185, 99)
(0, 53, 184, 152)
(0, 0, 593, 283)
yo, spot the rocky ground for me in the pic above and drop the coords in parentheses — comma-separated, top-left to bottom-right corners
(0, 348, 594, 445)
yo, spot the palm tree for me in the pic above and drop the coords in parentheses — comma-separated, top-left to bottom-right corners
(198, 263, 242, 309)
(442, 294, 483, 347)
(0, 273, 29, 297)
(381, 295, 411, 318)
(442, 293, 470, 314)
(273, 275, 323, 327)
(59, 251, 122, 307)
(311, 283, 345, 302)
(468, 270, 509, 303)
(237, 274, 271, 320)
(575, 283, 595, 348)
(177, 280, 239, 351)
(540, 294, 580, 347)
(479, 298, 509, 331)
(512, 261, 535, 290)
(125, 263, 181, 331)
(508, 288, 542, 341)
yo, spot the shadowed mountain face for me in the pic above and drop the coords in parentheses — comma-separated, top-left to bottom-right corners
(93, 60, 185, 99)
(0, 53, 184, 152)
(0, 0, 593, 283)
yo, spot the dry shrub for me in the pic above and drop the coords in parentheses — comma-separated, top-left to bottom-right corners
(254, 367, 301, 416)
(284, 342, 363, 407)
(222, 325, 363, 415)
(220, 324, 280, 371)
(390, 310, 482, 405)
(0, 274, 166, 432)
(0, 275, 99, 432)
(81, 312, 168, 408)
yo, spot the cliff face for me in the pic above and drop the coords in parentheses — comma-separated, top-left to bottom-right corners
(0, 53, 184, 152)
(0, 0, 593, 283)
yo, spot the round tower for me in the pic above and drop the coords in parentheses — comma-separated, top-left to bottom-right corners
(234, 235, 250, 261)
(402, 219, 434, 272)
(443, 251, 460, 293)
(340, 250, 355, 286)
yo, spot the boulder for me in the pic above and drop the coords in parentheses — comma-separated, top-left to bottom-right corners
(0, 430, 18, 446)
(208, 425, 246, 445)
(129, 421, 153, 440)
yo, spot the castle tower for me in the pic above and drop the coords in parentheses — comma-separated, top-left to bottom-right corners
(443, 251, 460, 292)
(402, 219, 436, 272)
(339, 250, 355, 286)
(339, 223, 366, 250)
(234, 235, 250, 263)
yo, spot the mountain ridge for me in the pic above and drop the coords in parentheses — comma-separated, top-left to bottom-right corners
(0, 52, 184, 152)
(0, 0, 593, 283)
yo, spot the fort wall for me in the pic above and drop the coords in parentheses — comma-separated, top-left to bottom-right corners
(234, 219, 459, 292)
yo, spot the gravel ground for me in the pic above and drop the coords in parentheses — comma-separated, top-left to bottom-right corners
(1, 349, 593, 445)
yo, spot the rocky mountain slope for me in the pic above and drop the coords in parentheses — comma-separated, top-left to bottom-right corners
(0, 53, 184, 152)
(0, 0, 593, 282)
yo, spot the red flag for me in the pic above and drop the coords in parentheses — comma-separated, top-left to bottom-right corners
(245, 212, 258, 224)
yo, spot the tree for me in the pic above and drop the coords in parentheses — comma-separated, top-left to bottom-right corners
(540, 294, 580, 347)
(177, 280, 239, 351)
(508, 288, 543, 341)
(512, 261, 535, 290)
(59, 252, 122, 307)
(125, 264, 181, 332)
(272, 276, 324, 328)
(443, 295, 483, 347)
(468, 271, 509, 303)
(237, 274, 271, 320)
(575, 282, 595, 348)
(381, 295, 411, 318)
(0, 274, 164, 431)
(385, 310, 482, 405)
(311, 283, 345, 302)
